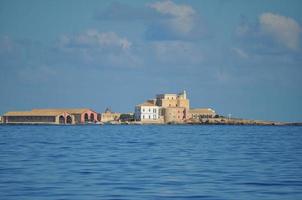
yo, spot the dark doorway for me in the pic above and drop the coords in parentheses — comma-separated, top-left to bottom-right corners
(66, 116, 72, 124)
(84, 113, 89, 122)
(59, 116, 65, 124)
(90, 113, 94, 122)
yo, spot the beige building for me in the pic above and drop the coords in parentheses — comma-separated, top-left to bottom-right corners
(134, 90, 218, 124)
(155, 90, 190, 123)
(31, 108, 98, 124)
(100, 108, 121, 123)
(2, 110, 75, 125)
(156, 90, 189, 109)
(2, 108, 99, 125)
(190, 108, 216, 119)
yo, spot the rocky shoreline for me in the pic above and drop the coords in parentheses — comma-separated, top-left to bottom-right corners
(1, 117, 301, 126)
(105, 117, 302, 126)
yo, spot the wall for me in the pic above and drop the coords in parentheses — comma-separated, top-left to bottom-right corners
(163, 107, 186, 123)
(4, 116, 56, 124)
(101, 112, 121, 122)
(80, 110, 98, 123)
(55, 113, 75, 124)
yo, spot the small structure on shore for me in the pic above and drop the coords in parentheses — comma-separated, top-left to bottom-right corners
(189, 108, 216, 119)
(100, 108, 121, 123)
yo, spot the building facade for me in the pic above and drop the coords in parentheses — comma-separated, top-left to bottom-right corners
(156, 90, 189, 109)
(134, 102, 162, 123)
(100, 108, 121, 123)
(156, 90, 190, 123)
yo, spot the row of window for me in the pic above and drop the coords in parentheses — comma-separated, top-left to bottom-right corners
(142, 108, 157, 113)
(192, 114, 214, 118)
(142, 114, 157, 119)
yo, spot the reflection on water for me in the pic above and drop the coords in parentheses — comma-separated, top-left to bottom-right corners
(0, 125, 302, 199)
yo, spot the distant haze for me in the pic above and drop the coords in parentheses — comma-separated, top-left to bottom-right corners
(0, 0, 301, 122)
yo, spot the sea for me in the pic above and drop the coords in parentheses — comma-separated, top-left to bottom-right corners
(0, 125, 302, 200)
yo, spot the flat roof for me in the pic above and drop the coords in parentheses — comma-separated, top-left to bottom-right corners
(4, 108, 96, 117)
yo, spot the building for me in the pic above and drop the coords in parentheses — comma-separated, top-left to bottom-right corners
(156, 90, 189, 109)
(134, 90, 191, 124)
(156, 90, 190, 123)
(2, 110, 75, 125)
(134, 102, 162, 123)
(31, 108, 98, 124)
(189, 108, 216, 119)
(100, 108, 121, 123)
(2, 108, 99, 125)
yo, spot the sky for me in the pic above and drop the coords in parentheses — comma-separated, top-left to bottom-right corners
(0, 0, 302, 122)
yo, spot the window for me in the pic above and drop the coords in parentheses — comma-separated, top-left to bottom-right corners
(153, 109, 156, 113)
(153, 115, 156, 119)
(149, 115, 151, 119)
(149, 109, 151, 112)
(142, 109, 145, 112)
(142, 115, 145, 119)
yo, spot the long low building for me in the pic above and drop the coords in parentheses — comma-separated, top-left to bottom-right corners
(189, 108, 217, 119)
(2, 108, 99, 125)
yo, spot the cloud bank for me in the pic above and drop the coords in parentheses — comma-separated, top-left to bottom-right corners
(236, 12, 301, 51)
(259, 13, 301, 50)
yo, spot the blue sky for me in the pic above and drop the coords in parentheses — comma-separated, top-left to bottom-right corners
(0, 0, 302, 122)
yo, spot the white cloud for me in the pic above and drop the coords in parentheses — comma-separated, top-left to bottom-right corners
(53, 30, 143, 69)
(58, 30, 132, 50)
(148, 0, 196, 34)
(259, 13, 301, 50)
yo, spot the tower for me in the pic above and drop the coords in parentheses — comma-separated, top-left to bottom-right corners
(183, 90, 187, 99)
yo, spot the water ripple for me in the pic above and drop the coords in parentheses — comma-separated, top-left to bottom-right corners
(0, 125, 302, 199)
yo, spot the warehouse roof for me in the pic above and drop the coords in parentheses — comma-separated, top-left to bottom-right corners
(4, 108, 96, 116)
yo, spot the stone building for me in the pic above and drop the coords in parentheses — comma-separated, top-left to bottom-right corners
(134, 90, 190, 124)
(189, 108, 216, 119)
(156, 90, 189, 109)
(2, 108, 98, 125)
(156, 90, 190, 123)
(100, 108, 121, 123)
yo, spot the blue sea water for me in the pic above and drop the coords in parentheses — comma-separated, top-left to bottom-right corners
(0, 125, 302, 200)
